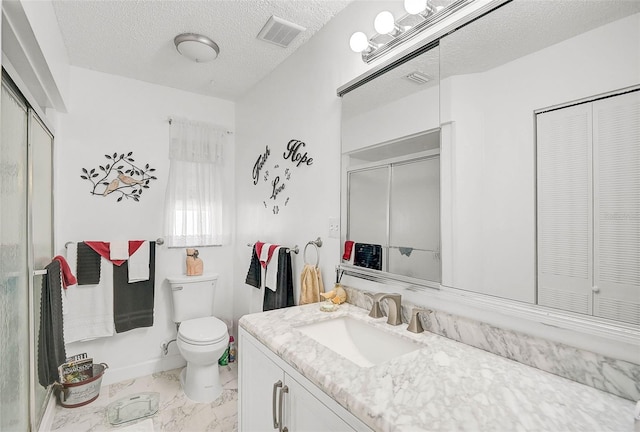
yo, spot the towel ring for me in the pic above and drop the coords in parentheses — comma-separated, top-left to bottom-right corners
(303, 237, 322, 267)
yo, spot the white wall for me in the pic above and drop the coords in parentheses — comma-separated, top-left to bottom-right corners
(232, 0, 402, 322)
(56, 67, 235, 384)
(231, 0, 505, 327)
(234, 3, 356, 320)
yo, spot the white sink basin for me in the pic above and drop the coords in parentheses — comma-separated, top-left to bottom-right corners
(295, 316, 422, 367)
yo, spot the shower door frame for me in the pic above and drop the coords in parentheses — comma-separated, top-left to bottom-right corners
(1, 69, 55, 432)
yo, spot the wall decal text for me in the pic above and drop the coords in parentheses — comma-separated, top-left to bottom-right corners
(253, 145, 270, 185)
(283, 139, 313, 167)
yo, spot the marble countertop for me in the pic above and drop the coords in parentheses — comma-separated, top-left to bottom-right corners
(239, 303, 636, 432)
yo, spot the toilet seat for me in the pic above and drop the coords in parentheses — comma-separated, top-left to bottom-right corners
(178, 316, 227, 346)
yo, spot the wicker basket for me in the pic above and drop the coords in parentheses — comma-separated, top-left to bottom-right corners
(56, 363, 108, 408)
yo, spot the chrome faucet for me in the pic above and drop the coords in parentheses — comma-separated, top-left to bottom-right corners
(407, 307, 431, 333)
(368, 293, 403, 325)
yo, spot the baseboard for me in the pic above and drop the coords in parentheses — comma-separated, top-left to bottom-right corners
(38, 393, 58, 432)
(101, 354, 186, 386)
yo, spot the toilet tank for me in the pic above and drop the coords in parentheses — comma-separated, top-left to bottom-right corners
(167, 274, 219, 323)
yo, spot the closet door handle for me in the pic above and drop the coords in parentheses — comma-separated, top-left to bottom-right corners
(278, 385, 289, 432)
(272, 380, 282, 429)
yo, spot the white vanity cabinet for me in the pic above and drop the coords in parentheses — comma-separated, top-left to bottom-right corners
(239, 328, 371, 432)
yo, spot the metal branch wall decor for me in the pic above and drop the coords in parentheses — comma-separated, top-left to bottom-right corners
(81, 152, 158, 202)
(252, 139, 314, 214)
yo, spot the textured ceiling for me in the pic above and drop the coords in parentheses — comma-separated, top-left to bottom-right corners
(51, 0, 352, 101)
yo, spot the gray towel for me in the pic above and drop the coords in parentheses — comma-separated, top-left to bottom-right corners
(76, 242, 101, 285)
(245, 246, 261, 289)
(38, 260, 66, 387)
(113, 242, 155, 333)
(263, 248, 294, 311)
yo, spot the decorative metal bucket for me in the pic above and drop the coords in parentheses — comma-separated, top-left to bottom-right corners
(56, 363, 108, 408)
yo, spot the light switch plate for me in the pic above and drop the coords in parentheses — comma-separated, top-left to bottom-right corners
(328, 217, 339, 239)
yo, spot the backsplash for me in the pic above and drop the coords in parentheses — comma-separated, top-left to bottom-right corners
(344, 286, 640, 401)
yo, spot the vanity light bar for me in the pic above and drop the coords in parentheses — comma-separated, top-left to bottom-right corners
(354, 0, 474, 64)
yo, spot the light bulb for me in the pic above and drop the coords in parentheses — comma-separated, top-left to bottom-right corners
(374, 11, 396, 35)
(349, 32, 369, 53)
(404, 0, 428, 15)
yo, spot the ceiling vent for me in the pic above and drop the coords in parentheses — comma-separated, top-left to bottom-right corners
(403, 71, 432, 85)
(257, 15, 306, 48)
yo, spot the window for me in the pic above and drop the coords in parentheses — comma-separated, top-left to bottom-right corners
(163, 117, 229, 247)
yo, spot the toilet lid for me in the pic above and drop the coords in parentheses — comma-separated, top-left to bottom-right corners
(179, 317, 228, 345)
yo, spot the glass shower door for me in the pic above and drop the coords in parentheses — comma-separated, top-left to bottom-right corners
(0, 77, 30, 432)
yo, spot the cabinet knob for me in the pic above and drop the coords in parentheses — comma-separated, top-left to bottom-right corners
(592, 286, 600, 293)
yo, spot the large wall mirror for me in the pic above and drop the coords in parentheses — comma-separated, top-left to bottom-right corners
(440, 0, 639, 325)
(340, 0, 639, 327)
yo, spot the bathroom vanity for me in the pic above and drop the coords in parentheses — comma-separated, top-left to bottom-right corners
(238, 303, 634, 431)
(239, 329, 370, 431)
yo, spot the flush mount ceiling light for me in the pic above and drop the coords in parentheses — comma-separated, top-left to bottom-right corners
(350, 0, 473, 63)
(174, 33, 220, 63)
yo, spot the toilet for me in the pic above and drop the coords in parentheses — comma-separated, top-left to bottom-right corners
(167, 274, 229, 403)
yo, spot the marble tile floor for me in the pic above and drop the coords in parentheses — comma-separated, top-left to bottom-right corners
(49, 364, 238, 432)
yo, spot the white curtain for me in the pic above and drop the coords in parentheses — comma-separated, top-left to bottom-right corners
(164, 117, 229, 247)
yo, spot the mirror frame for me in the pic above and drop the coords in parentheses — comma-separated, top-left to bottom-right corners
(337, 0, 640, 363)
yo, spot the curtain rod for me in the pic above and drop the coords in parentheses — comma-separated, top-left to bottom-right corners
(167, 117, 233, 134)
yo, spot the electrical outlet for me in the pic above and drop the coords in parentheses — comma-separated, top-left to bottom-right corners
(328, 217, 339, 239)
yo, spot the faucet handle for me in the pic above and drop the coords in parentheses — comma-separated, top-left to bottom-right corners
(368, 300, 384, 318)
(364, 292, 385, 318)
(407, 308, 430, 333)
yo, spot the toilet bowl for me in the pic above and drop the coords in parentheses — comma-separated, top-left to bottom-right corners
(167, 274, 228, 403)
(177, 316, 229, 403)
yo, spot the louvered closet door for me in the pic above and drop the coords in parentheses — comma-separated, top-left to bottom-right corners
(536, 103, 593, 315)
(593, 91, 640, 325)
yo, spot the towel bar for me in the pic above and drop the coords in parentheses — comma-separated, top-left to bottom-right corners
(247, 242, 299, 254)
(65, 238, 164, 248)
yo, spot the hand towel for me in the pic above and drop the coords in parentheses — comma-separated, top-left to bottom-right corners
(52, 255, 77, 289)
(256, 242, 279, 269)
(113, 242, 156, 333)
(342, 240, 354, 261)
(263, 248, 294, 311)
(84, 240, 145, 266)
(265, 246, 282, 292)
(65, 243, 115, 342)
(256, 242, 280, 292)
(245, 245, 261, 289)
(76, 242, 101, 285)
(38, 259, 66, 387)
(300, 264, 324, 305)
(128, 241, 150, 282)
(110, 240, 129, 260)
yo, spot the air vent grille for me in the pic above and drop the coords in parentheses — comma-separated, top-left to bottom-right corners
(257, 15, 306, 48)
(404, 71, 432, 85)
